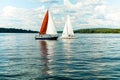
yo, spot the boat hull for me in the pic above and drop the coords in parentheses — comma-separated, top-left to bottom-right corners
(35, 37, 58, 40)
(61, 37, 77, 39)
(35, 35, 58, 40)
(61, 36, 77, 39)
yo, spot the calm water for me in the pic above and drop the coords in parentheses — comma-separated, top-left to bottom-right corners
(0, 33, 120, 80)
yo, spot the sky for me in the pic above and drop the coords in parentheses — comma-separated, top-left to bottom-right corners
(0, 0, 120, 31)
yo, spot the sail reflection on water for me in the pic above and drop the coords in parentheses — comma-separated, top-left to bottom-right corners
(61, 39, 75, 75)
(39, 40, 57, 77)
(62, 39, 74, 56)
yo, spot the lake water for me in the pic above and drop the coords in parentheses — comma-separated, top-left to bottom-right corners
(0, 33, 120, 80)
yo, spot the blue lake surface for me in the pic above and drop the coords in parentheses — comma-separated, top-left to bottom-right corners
(0, 33, 120, 80)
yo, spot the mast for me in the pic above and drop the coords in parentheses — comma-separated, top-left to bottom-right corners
(39, 10, 49, 34)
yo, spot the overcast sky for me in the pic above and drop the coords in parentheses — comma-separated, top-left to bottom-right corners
(0, 0, 120, 31)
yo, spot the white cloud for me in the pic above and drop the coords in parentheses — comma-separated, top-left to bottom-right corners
(38, 0, 59, 4)
(0, 6, 46, 31)
(62, 0, 120, 29)
(38, 0, 50, 3)
(94, 5, 106, 15)
(61, 0, 103, 28)
(2, 6, 17, 17)
(64, 0, 82, 10)
(36, 0, 120, 29)
(0, 0, 120, 31)
(105, 9, 120, 27)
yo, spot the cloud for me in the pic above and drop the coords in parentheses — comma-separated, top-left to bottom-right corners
(2, 6, 17, 17)
(61, 0, 120, 29)
(36, 0, 120, 29)
(0, 0, 120, 31)
(0, 6, 46, 30)
(94, 5, 106, 15)
(105, 9, 120, 27)
(64, 0, 82, 10)
(38, 0, 59, 4)
(60, 0, 103, 28)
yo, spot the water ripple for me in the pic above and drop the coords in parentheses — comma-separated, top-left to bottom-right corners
(1, 33, 120, 79)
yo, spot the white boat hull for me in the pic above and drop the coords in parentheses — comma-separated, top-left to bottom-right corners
(61, 36, 77, 39)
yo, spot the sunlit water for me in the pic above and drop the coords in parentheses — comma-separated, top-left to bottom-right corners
(0, 33, 120, 80)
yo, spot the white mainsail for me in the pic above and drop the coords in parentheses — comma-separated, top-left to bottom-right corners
(62, 15, 74, 38)
(67, 15, 74, 36)
(46, 11, 57, 35)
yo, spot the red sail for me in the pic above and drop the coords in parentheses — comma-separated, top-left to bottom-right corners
(39, 10, 49, 34)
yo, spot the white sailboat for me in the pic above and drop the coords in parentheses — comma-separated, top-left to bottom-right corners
(61, 15, 76, 39)
(35, 10, 58, 40)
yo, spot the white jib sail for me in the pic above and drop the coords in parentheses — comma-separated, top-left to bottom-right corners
(46, 11, 57, 35)
(62, 21, 68, 37)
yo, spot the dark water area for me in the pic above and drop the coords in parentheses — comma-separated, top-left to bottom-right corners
(0, 33, 120, 80)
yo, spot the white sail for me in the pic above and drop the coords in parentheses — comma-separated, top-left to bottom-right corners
(62, 15, 74, 38)
(62, 22, 68, 37)
(46, 11, 57, 35)
(67, 15, 74, 36)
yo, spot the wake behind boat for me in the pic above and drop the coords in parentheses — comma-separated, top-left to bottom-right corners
(61, 15, 76, 39)
(35, 10, 58, 40)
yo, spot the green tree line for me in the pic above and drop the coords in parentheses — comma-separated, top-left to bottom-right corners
(0, 28, 38, 33)
(74, 28, 120, 33)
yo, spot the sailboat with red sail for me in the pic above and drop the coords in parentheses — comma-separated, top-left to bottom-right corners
(35, 10, 58, 40)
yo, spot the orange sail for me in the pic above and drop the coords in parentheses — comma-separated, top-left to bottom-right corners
(39, 10, 49, 34)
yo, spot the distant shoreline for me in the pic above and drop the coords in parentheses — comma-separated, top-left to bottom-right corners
(74, 28, 120, 33)
(0, 28, 38, 33)
(0, 28, 120, 33)
(58, 28, 120, 33)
